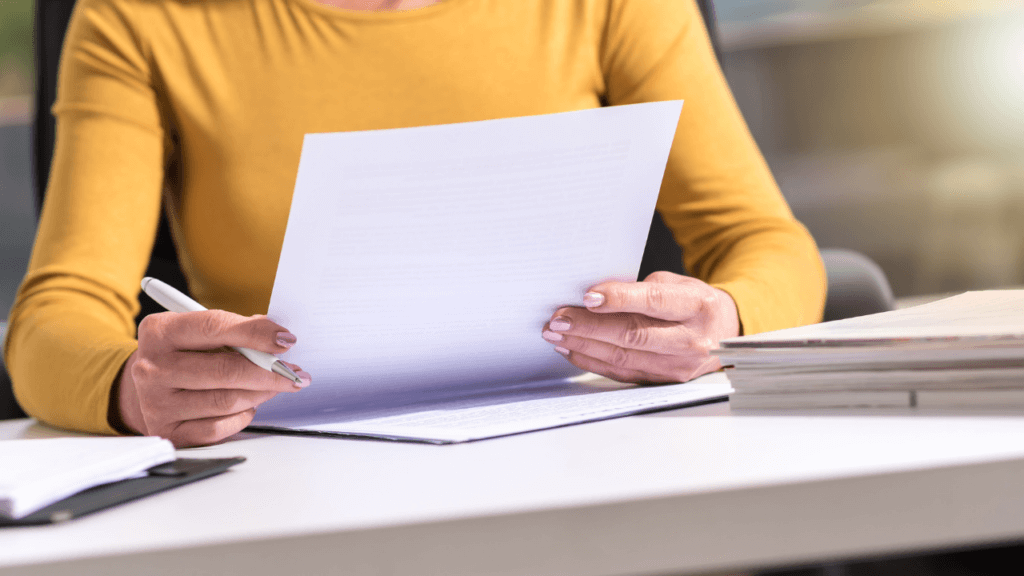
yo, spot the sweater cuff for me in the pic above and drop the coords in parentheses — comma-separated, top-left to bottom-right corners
(711, 278, 822, 337)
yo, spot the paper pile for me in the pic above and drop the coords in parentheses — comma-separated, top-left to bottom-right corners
(712, 291, 1024, 409)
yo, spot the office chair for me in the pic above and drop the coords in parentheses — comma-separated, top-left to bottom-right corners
(2, 0, 894, 421)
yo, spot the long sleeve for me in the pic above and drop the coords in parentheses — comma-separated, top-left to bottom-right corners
(601, 0, 827, 334)
(3, 0, 168, 433)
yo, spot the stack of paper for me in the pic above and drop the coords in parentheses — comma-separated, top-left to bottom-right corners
(0, 437, 175, 519)
(712, 291, 1024, 409)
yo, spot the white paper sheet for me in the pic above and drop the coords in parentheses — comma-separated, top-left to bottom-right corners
(250, 103, 700, 441)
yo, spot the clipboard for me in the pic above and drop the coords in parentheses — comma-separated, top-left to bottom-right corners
(0, 457, 245, 527)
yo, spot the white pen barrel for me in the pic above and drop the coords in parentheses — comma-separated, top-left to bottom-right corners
(141, 278, 206, 314)
(141, 277, 297, 382)
(235, 347, 278, 371)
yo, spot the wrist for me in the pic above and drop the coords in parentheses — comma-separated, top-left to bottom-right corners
(109, 350, 145, 435)
(712, 287, 741, 340)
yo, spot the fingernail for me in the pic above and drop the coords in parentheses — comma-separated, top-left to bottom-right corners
(276, 332, 297, 348)
(555, 346, 570, 356)
(294, 370, 312, 389)
(583, 292, 605, 308)
(542, 330, 563, 343)
(549, 316, 572, 331)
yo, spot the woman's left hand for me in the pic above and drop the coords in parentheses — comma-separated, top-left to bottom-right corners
(542, 271, 740, 383)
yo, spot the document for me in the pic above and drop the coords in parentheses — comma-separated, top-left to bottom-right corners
(249, 102, 732, 442)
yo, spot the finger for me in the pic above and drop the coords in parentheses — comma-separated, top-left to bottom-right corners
(545, 310, 708, 354)
(556, 346, 721, 385)
(169, 408, 258, 448)
(163, 388, 279, 421)
(133, 350, 310, 392)
(581, 280, 715, 322)
(641, 270, 700, 285)
(139, 310, 298, 355)
(554, 347, 667, 384)
(552, 333, 709, 381)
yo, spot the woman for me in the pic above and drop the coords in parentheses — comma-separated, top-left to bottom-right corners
(3, 0, 825, 446)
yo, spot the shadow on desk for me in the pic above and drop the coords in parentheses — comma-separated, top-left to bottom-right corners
(762, 541, 1024, 576)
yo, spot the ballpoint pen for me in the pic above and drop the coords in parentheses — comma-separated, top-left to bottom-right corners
(140, 277, 304, 385)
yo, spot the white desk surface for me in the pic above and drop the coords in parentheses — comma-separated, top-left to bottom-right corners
(5, 403, 1024, 576)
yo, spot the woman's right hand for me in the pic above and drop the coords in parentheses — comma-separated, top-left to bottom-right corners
(115, 310, 311, 447)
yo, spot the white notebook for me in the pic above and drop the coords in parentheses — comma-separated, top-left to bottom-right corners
(0, 437, 175, 519)
(248, 102, 733, 442)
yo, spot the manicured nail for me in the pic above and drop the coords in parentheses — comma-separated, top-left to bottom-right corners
(555, 346, 570, 356)
(583, 292, 605, 308)
(542, 330, 563, 343)
(294, 370, 312, 389)
(276, 332, 297, 348)
(549, 316, 572, 331)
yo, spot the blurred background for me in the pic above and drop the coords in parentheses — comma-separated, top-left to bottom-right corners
(1, 0, 33, 318)
(717, 0, 1024, 301)
(2, 0, 1024, 318)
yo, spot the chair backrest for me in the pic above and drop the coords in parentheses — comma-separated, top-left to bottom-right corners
(33, 0, 191, 327)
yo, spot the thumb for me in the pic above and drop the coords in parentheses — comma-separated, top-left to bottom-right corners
(582, 280, 711, 322)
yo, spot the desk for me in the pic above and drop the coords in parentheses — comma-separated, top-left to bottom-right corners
(4, 404, 1024, 576)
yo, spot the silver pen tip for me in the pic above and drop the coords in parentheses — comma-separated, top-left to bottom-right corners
(273, 360, 303, 384)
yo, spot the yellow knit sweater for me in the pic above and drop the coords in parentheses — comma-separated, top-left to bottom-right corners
(4, 0, 826, 434)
